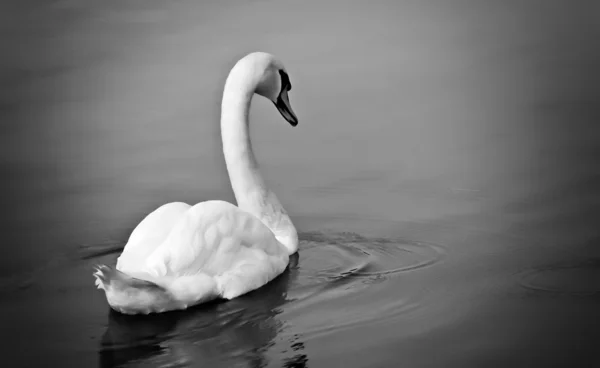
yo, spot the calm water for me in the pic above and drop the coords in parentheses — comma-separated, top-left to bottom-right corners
(1, 1, 599, 367)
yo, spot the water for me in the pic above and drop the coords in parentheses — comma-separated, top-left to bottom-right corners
(1, 1, 599, 367)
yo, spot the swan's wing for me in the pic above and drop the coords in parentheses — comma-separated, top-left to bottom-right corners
(117, 202, 191, 274)
(143, 200, 289, 295)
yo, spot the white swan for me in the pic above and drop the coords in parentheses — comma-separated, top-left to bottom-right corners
(94, 52, 299, 315)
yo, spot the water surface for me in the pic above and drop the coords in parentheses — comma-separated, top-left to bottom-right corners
(1, 1, 599, 367)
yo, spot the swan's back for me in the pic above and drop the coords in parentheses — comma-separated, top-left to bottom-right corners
(144, 201, 288, 279)
(112, 200, 289, 306)
(116, 202, 191, 275)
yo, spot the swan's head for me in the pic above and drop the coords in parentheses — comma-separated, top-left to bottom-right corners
(235, 52, 298, 127)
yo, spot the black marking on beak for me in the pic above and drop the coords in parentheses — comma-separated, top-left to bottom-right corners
(280, 69, 291, 91)
(275, 70, 298, 126)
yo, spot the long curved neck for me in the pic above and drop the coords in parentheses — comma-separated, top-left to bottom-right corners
(220, 64, 298, 254)
(221, 68, 265, 202)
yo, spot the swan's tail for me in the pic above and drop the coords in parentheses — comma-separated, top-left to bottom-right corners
(93, 265, 176, 315)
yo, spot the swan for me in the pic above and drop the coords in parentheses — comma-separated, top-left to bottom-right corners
(94, 52, 299, 315)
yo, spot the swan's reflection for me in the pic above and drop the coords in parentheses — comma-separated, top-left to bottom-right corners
(99, 254, 307, 368)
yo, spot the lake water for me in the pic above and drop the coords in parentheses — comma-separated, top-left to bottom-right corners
(1, 1, 599, 367)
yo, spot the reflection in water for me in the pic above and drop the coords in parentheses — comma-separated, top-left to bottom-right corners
(98, 254, 307, 368)
(99, 310, 177, 367)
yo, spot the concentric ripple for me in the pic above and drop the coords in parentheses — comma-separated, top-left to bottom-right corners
(299, 231, 446, 280)
(519, 259, 600, 296)
(278, 231, 447, 338)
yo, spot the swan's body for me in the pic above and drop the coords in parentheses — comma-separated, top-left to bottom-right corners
(94, 52, 299, 314)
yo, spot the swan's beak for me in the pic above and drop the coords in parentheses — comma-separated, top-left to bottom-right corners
(275, 89, 298, 126)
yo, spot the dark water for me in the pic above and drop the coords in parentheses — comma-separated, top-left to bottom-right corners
(1, 1, 599, 367)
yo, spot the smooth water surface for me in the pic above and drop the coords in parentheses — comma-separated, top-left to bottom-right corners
(1, 1, 599, 367)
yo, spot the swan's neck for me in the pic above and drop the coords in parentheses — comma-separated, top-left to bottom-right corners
(220, 65, 298, 254)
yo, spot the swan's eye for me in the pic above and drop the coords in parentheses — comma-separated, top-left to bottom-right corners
(278, 70, 292, 92)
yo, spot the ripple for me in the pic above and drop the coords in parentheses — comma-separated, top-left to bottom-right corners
(78, 240, 124, 260)
(300, 231, 446, 279)
(519, 259, 600, 296)
(0, 240, 124, 296)
(278, 231, 447, 338)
